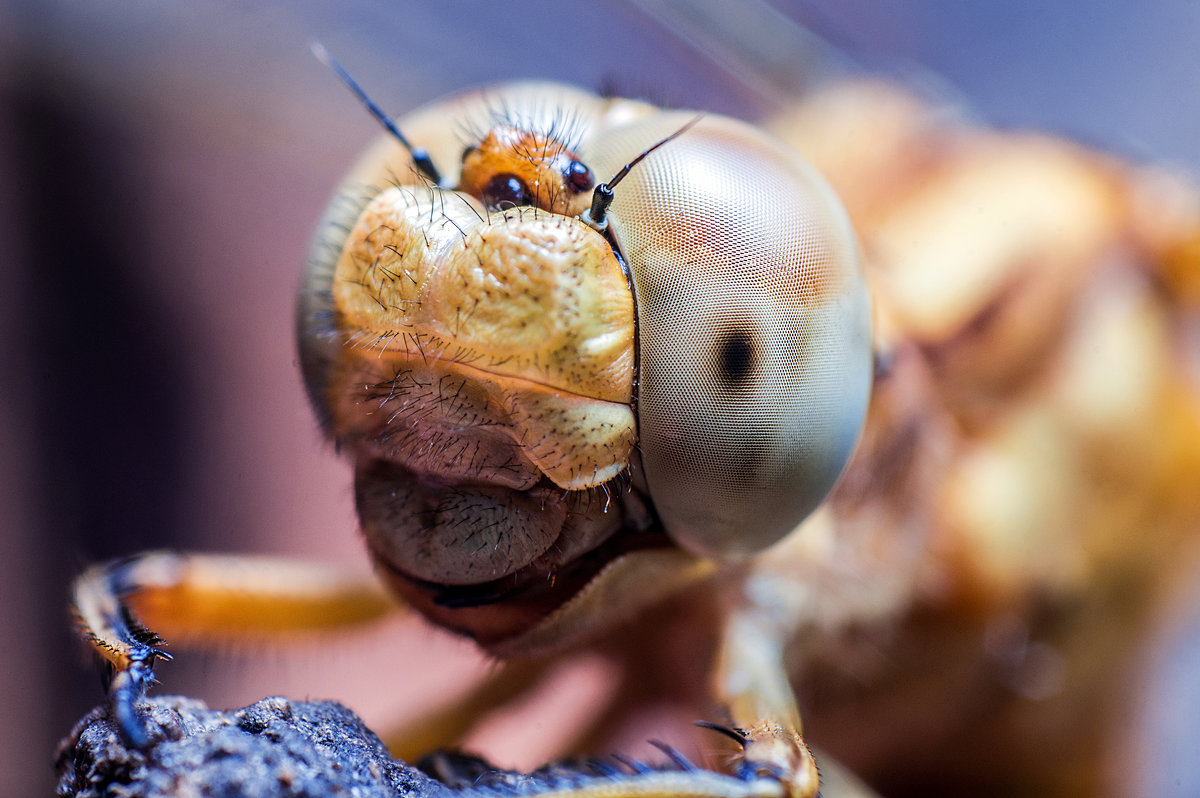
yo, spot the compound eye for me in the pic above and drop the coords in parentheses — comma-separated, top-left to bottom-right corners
(482, 173, 533, 208)
(585, 114, 873, 558)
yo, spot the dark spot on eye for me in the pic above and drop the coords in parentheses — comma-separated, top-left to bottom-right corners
(716, 329, 755, 386)
(483, 174, 532, 208)
(563, 160, 594, 193)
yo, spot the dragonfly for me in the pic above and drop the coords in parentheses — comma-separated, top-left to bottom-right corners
(58, 4, 1200, 797)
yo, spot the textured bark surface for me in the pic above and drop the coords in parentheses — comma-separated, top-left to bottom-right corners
(56, 695, 449, 798)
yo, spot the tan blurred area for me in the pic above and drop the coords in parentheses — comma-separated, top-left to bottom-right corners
(3, 2, 1199, 797)
(765, 79, 1200, 795)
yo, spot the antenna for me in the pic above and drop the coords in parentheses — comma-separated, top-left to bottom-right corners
(311, 41, 442, 185)
(582, 115, 702, 233)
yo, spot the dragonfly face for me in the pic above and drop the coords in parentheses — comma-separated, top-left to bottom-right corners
(297, 82, 872, 649)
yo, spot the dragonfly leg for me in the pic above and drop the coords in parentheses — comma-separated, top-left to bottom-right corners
(72, 551, 395, 746)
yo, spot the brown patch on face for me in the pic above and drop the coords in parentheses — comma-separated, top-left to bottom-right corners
(458, 126, 594, 215)
(366, 507, 673, 651)
(372, 553, 593, 647)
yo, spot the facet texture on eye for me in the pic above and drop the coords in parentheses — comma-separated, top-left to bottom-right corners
(582, 113, 872, 557)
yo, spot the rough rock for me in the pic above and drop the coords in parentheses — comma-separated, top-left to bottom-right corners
(56, 695, 451, 798)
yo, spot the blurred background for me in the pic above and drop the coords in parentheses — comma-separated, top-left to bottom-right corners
(2, 1, 1198, 795)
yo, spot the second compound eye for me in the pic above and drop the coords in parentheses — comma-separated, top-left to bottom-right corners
(482, 174, 532, 208)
